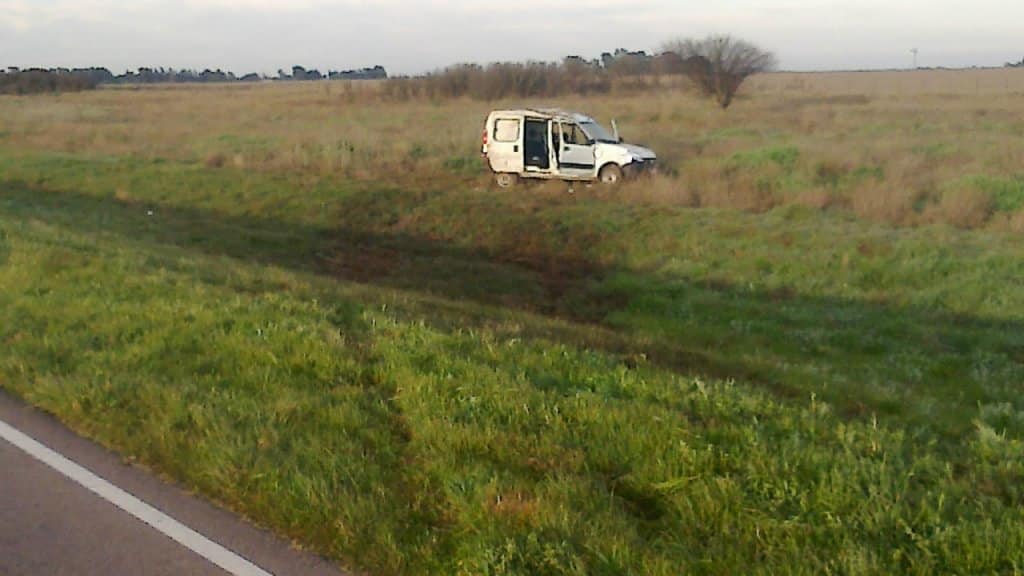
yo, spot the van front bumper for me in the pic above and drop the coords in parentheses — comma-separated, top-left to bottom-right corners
(624, 159, 658, 177)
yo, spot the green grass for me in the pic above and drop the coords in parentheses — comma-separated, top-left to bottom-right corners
(727, 145, 801, 172)
(966, 174, 1024, 212)
(2, 151, 1024, 574)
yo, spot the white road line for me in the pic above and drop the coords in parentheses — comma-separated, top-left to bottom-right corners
(0, 418, 273, 576)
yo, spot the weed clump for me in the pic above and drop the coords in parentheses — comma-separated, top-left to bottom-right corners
(616, 175, 700, 207)
(204, 152, 227, 169)
(929, 188, 995, 229)
(850, 183, 924, 226)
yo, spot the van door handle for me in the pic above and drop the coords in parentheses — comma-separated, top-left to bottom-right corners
(513, 145, 519, 152)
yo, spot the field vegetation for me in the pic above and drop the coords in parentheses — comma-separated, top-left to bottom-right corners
(0, 68, 101, 95)
(2, 69, 1024, 574)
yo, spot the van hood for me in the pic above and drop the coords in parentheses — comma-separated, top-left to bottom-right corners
(594, 142, 657, 165)
(620, 143, 657, 160)
(597, 142, 656, 161)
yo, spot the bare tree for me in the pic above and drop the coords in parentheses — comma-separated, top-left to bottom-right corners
(663, 35, 777, 109)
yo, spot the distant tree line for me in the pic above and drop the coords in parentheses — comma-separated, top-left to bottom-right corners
(383, 48, 703, 100)
(277, 65, 388, 81)
(4, 35, 778, 109)
(1, 64, 389, 94)
(1, 67, 101, 94)
(381, 39, 775, 108)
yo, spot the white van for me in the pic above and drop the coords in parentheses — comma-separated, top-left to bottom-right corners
(481, 108, 657, 187)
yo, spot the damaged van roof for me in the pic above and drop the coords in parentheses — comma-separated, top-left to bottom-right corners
(491, 108, 595, 123)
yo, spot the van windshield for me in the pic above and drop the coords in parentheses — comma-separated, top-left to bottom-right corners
(579, 121, 617, 143)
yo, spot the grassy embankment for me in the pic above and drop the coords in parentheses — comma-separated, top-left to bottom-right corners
(1, 76, 1024, 574)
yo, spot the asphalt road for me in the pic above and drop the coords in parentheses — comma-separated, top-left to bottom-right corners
(0, 390, 350, 576)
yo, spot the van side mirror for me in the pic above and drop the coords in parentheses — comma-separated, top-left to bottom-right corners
(611, 118, 621, 143)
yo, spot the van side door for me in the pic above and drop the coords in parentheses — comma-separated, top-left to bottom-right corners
(556, 122, 596, 174)
(487, 116, 525, 174)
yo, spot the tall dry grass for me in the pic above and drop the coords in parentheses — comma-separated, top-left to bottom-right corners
(749, 68, 1024, 96)
(2, 68, 1024, 230)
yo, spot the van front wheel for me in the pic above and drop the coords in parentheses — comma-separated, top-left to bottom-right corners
(598, 164, 623, 185)
(494, 172, 518, 188)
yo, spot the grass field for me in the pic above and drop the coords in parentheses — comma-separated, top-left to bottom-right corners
(2, 71, 1024, 574)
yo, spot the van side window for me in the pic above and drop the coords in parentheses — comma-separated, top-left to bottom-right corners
(561, 124, 589, 146)
(494, 119, 520, 142)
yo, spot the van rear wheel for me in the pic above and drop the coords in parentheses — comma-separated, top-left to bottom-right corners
(494, 172, 518, 188)
(598, 164, 623, 185)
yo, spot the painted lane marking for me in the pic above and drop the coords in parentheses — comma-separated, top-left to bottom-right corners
(0, 418, 273, 576)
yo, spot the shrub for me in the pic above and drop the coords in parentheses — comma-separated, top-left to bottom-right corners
(662, 35, 776, 108)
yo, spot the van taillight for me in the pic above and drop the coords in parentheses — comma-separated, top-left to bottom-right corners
(481, 128, 488, 155)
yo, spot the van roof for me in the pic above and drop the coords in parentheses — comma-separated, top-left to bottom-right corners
(489, 108, 595, 124)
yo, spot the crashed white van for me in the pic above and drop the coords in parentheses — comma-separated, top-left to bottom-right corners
(481, 108, 656, 187)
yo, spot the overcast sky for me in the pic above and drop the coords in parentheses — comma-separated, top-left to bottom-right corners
(1, 0, 1021, 75)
